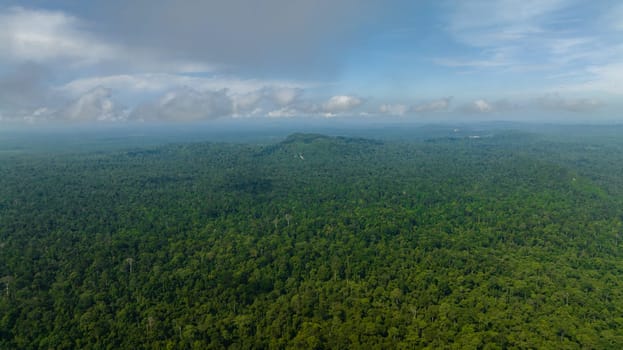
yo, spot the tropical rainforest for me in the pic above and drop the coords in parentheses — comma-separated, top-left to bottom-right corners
(1, 127, 623, 349)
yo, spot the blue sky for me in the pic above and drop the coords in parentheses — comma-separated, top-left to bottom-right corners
(0, 0, 621, 124)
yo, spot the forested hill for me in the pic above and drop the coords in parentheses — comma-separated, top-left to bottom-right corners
(1, 132, 623, 348)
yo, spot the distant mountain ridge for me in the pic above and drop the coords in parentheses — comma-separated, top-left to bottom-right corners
(256, 133, 382, 158)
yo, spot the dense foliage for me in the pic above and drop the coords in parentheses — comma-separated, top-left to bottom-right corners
(1, 131, 623, 349)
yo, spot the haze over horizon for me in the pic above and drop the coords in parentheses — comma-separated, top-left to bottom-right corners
(1, 0, 622, 125)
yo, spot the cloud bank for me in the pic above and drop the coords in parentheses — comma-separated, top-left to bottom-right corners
(413, 98, 453, 113)
(131, 88, 233, 122)
(323, 95, 363, 113)
(56, 87, 125, 122)
(537, 94, 602, 112)
(379, 104, 409, 116)
(0, 2, 619, 123)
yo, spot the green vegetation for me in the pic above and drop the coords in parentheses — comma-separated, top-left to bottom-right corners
(1, 130, 623, 349)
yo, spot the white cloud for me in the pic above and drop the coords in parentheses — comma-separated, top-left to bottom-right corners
(267, 97, 451, 119)
(473, 99, 493, 112)
(231, 86, 304, 116)
(131, 87, 233, 121)
(549, 37, 594, 56)
(32, 107, 50, 118)
(267, 87, 302, 106)
(440, 0, 618, 78)
(0, 7, 115, 65)
(265, 99, 323, 118)
(413, 97, 452, 113)
(58, 73, 311, 99)
(56, 73, 318, 120)
(232, 90, 265, 113)
(0, 106, 53, 123)
(462, 99, 494, 113)
(267, 107, 299, 118)
(433, 57, 509, 68)
(537, 94, 602, 112)
(0, 7, 215, 73)
(456, 98, 527, 115)
(584, 63, 623, 94)
(56, 87, 125, 121)
(323, 95, 363, 113)
(379, 104, 408, 116)
(59, 74, 172, 97)
(56, 77, 315, 121)
(447, 0, 565, 42)
(557, 63, 623, 95)
(265, 94, 373, 118)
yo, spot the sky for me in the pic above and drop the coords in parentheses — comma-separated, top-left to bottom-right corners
(0, 0, 622, 124)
